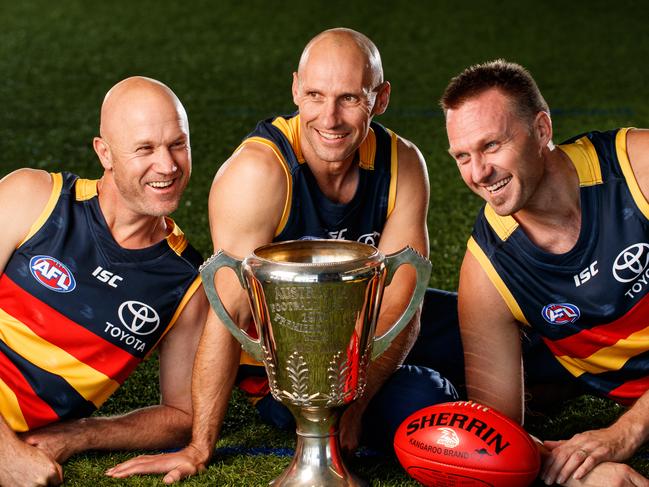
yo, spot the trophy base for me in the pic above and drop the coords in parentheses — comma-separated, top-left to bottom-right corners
(269, 407, 367, 487)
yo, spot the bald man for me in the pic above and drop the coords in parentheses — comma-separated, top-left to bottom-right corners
(107, 28, 457, 484)
(0, 76, 207, 486)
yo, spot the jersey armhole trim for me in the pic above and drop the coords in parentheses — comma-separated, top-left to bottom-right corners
(236, 137, 292, 237)
(18, 172, 63, 248)
(467, 236, 529, 326)
(146, 275, 203, 359)
(387, 130, 398, 218)
(615, 128, 649, 219)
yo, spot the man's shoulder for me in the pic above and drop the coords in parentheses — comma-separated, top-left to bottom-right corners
(0, 169, 57, 226)
(395, 134, 422, 157)
(2, 168, 54, 192)
(219, 125, 291, 191)
(225, 140, 289, 180)
(390, 132, 427, 185)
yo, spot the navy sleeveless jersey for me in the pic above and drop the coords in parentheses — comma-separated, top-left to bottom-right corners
(235, 113, 399, 382)
(0, 172, 202, 431)
(240, 113, 398, 245)
(469, 128, 649, 404)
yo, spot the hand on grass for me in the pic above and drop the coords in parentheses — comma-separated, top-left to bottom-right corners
(561, 461, 649, 487)
(542, 427, 636, 485)
(0, 439, 62, 486)
(20, 420, 81, 463)
(104, 445, 207, 484)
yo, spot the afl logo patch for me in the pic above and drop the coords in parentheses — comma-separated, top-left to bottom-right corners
(542, 303, 580, 325)
(29, 255, 76, 293)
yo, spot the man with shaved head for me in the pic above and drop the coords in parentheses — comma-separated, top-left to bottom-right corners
(0, 76, 207, 485)
(107, 28, 457, 484)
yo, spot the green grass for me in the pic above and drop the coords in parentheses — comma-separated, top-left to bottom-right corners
(2, 0, 649, 484)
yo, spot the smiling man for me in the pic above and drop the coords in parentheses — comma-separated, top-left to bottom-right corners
(0, 77, 207, 486)
(442, 59, 649, 486)
(106, 28, 458, 484)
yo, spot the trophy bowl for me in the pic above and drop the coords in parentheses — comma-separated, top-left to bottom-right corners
(201, 239, 431, 486)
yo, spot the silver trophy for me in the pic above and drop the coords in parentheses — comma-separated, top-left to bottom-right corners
(201, 239, 431, 486)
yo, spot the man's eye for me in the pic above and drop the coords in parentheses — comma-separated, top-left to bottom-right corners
(485, 141, 499, 151)
(455, 154, 469, 165)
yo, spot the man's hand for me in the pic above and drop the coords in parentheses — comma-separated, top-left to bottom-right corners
(20, 421, 81, 463)
(542, 426, 637, 484)
(104, 445, 207, 485)
(0, 439, 63, 486)
(561, 462, 649, 487)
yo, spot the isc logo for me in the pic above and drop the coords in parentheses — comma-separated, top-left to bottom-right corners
(573, 261, 598, 287)
(29, 255, 76, 293)
(92, 266, 123, 288)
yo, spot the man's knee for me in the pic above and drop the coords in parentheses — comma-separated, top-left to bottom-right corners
(363, 365, 458, 452)
(255, 394, 295, 431)
(406, 288, 464, 388)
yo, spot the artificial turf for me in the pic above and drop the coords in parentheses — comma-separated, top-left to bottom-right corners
(2, 0, 649, 484)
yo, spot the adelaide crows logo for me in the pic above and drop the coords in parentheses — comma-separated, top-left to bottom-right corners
(541, 303, 580, 325)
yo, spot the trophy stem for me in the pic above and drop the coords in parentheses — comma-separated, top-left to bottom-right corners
(270, 406, 367, 487)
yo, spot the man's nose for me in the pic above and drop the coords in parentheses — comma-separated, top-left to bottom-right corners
(155, 147, 178, 174)
(471, 154, 492, 184)
(321, 98, 341, 127)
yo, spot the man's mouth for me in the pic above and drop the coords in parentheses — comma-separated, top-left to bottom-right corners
(486, 177, 512, 193)
(147, 180, 174, 189)
(316, 129, 348, 140)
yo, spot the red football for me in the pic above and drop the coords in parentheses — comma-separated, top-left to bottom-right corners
(394, 401, 540, 487)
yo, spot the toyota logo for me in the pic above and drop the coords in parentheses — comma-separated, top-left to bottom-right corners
(612, 243, 649, 283)
(118, 300, 160, 335)
(357, 231, 381, 247)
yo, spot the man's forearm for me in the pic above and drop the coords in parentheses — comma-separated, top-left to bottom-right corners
(23, 404, 192, 462)
(80, 405, 192, 450)
(611, 389, 649, 454)
(185, 319, 241, 463)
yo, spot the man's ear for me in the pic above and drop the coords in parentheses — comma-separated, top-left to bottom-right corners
(292, 72, 300, 107)
(93, 137, 112, 171)
(372, 81, 391, 116)
(534, 111, 553, 148)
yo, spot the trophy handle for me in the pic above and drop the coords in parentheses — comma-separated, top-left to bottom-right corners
(371, 247, 432, 360)
(200, 251, 264, 362)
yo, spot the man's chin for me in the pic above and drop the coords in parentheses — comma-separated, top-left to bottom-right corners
(314, 147, 357, 165)
(140, 200, 182, 218)
(486, 198, 518, 217)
